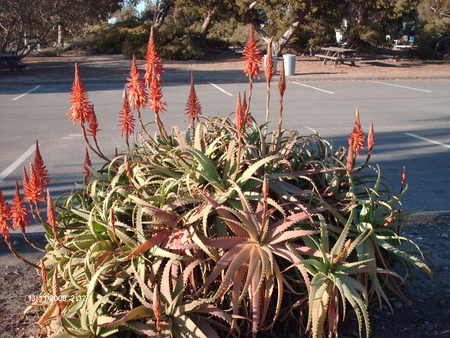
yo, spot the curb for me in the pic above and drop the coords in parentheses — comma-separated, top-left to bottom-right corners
(1, 75, 449, 87)
(405, 211, 450, 224)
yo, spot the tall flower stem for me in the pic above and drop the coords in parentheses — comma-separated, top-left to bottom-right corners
(81, 125, 109, 162)
(3, 236, 40, 269)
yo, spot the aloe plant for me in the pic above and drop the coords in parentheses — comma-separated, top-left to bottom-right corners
(0, 25, 433, 338)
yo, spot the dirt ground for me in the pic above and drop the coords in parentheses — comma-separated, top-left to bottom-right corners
(1, 49, 449, 85)
(1, 51, 450, 338)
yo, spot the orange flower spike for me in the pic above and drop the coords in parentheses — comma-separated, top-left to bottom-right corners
(144, 26, 164, 89)
(349, 108, 365, 156)
(24, 163, 45, 206)
(401, 166, 407, 193)
(119, 91, 135, 139)
(68, 63, 91, 126)
(185, 72, 202, 127)
(34, 140, 50, 189)
(236, 92, 244, 140)
(243, 24, 262, 80)
(367, 121, 374, 155)
(265, 37, 274, 83)
(86, 104, 100, 138)
(11, 181, 31, 232)
(278, 60, 286, 97)
(149, 72, 166, 114)
(127, 56, 148, 111)
(46, 189, 56, 228)
(0, 190, 12, 239)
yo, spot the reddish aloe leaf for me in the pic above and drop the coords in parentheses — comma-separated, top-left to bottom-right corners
(126, 56, 148, 111)
(11, 181, 31, 232)
(144, 25, 164, 89)
(243, 24, 261, 80)
(68, 63, 91, 126)
(203, 236, 246, 249)
(0, 189, 12, 239)
(119, 229, 171, 261)
(199, 191, 249, 238)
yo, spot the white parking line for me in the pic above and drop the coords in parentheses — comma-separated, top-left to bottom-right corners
(12, 85, 42, 101)
(0, 144, 35, 182)
(292, 82, 335, 94)
(405, 132, 450, 149)
(208, 82, 233, 96)
(371, 81, 432, 93)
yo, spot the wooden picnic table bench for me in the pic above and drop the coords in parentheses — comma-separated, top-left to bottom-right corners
(315, 47, 358, 66)
(0, 53, 27, 71)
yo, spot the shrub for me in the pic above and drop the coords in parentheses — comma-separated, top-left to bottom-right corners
(0, 25, 432, 338)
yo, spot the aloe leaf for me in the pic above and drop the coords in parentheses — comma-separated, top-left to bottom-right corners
(119, 229, 171, 261)
(372, 236, 433, 277)
(184, 148, 225, 190)
(237, 154, 281, 184)
(94, 305, 153, 328)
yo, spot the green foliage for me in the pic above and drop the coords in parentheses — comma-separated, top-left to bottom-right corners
(344, 23, 385, 51)
(85, 22, 203, 60)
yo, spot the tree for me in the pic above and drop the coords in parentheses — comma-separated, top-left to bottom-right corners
(175, 0, 238, 41)
(242, 1, 347, 55)
(0, 0, 135, 57)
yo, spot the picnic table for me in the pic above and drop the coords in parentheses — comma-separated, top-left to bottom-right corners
(0, 53, 27, 71)
(315, 47, 358, 66)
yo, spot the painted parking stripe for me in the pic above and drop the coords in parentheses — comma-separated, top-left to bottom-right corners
(371, 81, 432, 93)
(292, 82, 335, 94)
(405, 132, 450, 149)
(208, 82, 233, 96)
(12, 85, 42, 101)
(0, 144, 35, 182)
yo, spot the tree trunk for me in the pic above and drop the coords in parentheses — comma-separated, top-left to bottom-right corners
(245, 3, 310, 55)
(198, 9, 217, 42)
(154, 0, 175, 28)
(57, 24, 63, 46)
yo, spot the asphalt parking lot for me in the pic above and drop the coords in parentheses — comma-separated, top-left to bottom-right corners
(1, 79, 449, 234)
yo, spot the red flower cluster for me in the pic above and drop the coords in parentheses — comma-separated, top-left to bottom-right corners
(127, 56, 149, 112)
(243, 24, 262, 81)
(144, 26, 164, 89)
(185, 72, 202, 127)
(68, 64, 93, 126)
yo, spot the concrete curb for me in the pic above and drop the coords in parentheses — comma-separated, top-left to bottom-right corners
(1, 74, 449, 87)
(405, 211, 450, 224)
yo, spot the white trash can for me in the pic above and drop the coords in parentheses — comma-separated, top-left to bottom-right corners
(283, 54, 296, 76)
(264, 54, 278, 73)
